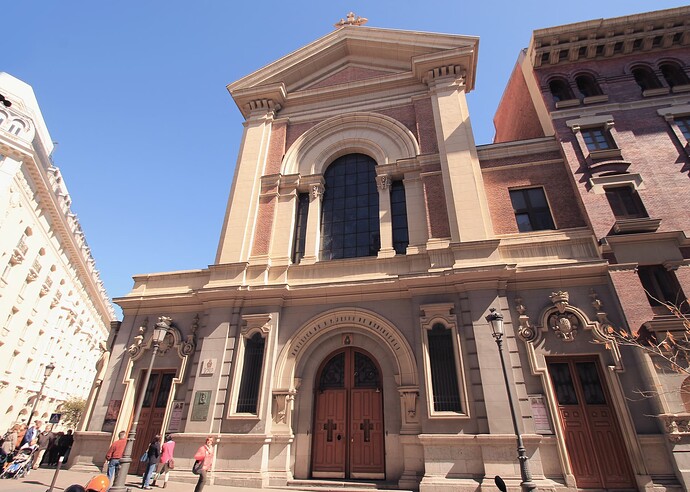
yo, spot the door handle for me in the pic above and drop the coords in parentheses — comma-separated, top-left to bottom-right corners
(337, 434, 342, 441)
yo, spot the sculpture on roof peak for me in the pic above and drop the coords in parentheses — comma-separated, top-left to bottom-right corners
(334, 12, 368, 28)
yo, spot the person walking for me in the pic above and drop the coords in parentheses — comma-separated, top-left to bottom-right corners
(15, 424, 27, 449)
(141, 435, 161, 490)
(105, 431, 127, 487)
(193, 436, 214, 492)
(153, 434, 175, 488)
(21, 420, 41, 447)
(33, 424, 55, 469)
(1, 424, 19, 456)
(60, 429, 75, 462)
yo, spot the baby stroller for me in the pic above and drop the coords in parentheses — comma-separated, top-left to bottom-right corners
(1, 447, 36, 479)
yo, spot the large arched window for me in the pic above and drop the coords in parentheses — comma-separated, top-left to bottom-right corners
(320, 153, 380, 260)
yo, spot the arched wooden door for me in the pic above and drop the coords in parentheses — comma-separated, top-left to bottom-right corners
(130, 370, 175, 475)
(312, 348, 385, 480)
(547, 357, 635, 489)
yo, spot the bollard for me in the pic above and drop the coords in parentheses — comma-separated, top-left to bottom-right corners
(46, 456, 64, 492)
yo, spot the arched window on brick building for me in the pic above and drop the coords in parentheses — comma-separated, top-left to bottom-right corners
(660, 62, 690, 88)
(632, 65, 662, 92)
(575, 73, 603, 97)
(548, 78, 574, 102)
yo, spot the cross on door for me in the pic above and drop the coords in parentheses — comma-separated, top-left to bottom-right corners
(360, 419, 374, 442)
(323, 419, 337, 442)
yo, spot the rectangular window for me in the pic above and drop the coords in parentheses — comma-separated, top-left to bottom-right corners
(390, 181, 409, 255)
(581, 127, 615, 151)
(236, 333, 266, 414)
(427, 324, 462, 412)
(509, 188, 555, 232)
(292, 193, 309, 264)
(638, 265, 687, 308)
(605, 186, 648, 219)
(676, 116, 690, 140)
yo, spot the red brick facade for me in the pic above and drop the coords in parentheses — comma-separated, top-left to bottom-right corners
(493, 63, 545, 143)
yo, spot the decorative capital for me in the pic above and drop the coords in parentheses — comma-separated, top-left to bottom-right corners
(310, 184, 324, 201)
(376, 174, 390, 191)
(423, 65, 466, 86)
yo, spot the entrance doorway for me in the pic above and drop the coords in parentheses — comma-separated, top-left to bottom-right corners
(547, 358, 635, 489)
(312, 348, 385, 480)
(131, 370, 175, 475)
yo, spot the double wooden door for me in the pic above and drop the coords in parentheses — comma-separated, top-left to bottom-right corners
(312, 348, 385, 480)
(131, 370, 175, 475)
(547, 358, 634, 489)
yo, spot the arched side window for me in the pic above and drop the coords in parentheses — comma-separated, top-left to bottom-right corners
(660, 62, 690, 88)
(632, 66, 662, 91)
(320, 153, 380, 260)
(548, 78, 574, 102)
(575, 73, 602, 97)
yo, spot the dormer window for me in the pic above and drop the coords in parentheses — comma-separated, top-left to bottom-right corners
(660, 62, 690, 88)
(549, 78, 574, 102)
(575, 74, 602, 97)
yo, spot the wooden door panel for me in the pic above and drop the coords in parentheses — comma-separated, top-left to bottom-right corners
(558, 407, 600, 488)
(350, 388, 384, 478)
(587, 407, 634, 488)
(312, 389, 347, 477)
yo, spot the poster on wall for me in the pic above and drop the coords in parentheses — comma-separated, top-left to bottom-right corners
(191, 391, 211, 421)
(102, 399, 122, 433)
(529, 395, 553, 434)
(168, 401, 185, 432)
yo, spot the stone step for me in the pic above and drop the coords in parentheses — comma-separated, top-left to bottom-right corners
(285, 479, 410, 491)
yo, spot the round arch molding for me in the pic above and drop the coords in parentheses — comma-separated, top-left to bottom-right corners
(273, 308, 418, 392)
(281, 112, 420, 176)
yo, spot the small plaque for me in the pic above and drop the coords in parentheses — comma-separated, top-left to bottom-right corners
(168, 401, 185, 432)
(49, 413, 61, 424)
(200, 358, 217, 376)
(529, 394, 553, 434)
(191, 391, 211, 421)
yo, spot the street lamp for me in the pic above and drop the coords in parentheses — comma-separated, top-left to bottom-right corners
(110, 322, 169, 492)
(485, 307, 537, 492)
(27, 361, 55, 428)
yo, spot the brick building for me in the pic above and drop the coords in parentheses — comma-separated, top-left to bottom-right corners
(75, 8, 688, 491)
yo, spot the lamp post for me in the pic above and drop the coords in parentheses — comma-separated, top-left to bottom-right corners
(485, 307, 537, 492)
(26, 362, 55, 428)
(110, 322, 169, 492)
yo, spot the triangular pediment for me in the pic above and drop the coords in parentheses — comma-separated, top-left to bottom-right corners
(228, 25, 479, 117)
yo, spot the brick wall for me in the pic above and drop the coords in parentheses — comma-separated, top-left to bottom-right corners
(251, 192, 277, 257)
(422, 173, 451, 238)
(481, 158, 587, 235)
(609, 267, 655, 334)
(493, 63, 545, 143)
(265, 120, 287, 175)
(309, 66, 391, 90)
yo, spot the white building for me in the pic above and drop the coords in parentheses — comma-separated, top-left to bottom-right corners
(0, 73, 115, 432)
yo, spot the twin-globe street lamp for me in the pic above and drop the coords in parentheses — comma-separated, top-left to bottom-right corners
(485, 308, 537, 492)
(26, 361, 55, 428)
(110, 322, 169, 492)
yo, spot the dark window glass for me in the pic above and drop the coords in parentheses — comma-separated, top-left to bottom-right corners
(575, 362, 606, 405)
(581, 127, 614, 151)
(354, 352, 379, 388)
(142, 373, 159, 408)
(320, 154, 380, 260)
(547, 363, 578, 405)
(549, 78, 574, 102)
(660, 63, 689, 88)
(509, 188, 555, 232)
(638, 265, 687, 308)
(390, 180, 409, 255)
(605, 186, 648, 219)
(575, 74, 602, 97)
(319, 352, 345, 389)
(632, 66, 662, 91)
(155, 373, 175, 408)
(428, 324, 461, 412)
(292, 193, 309, 264)
(676, 116, 690, 139)
(236, 333, 266, 413)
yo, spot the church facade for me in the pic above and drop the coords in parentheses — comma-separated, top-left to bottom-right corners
(73, 8, 690, 491)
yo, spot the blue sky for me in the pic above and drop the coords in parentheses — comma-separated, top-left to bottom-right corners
(3, 1, 687, 318)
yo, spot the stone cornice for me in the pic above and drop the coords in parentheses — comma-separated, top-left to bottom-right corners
(529, 6, 690, 68)
(476, 136, 560, 160)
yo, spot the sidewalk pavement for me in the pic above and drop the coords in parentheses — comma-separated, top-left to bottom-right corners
(0, 466, 295, 492)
